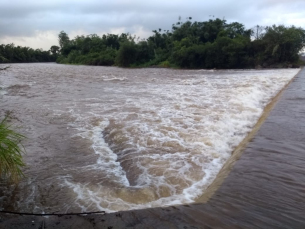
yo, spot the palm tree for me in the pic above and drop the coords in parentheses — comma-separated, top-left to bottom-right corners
(0, 117, 25, 182)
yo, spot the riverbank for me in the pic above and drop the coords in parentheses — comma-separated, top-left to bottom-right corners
(1, 68, 305, 228)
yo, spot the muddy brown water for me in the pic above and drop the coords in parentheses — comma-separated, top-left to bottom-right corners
(107, 68, 305, 228)
(0, 64, 304, 228)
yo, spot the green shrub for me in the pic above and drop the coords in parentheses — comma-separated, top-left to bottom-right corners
(115, 41, 137, 67)
(159, 60, 171, 67)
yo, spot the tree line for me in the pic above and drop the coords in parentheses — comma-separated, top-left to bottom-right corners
(56, 18, 305, 69)
(0, 43, 56, 63)
(1, 18, 304, 68)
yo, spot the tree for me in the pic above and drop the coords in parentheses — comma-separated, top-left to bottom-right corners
(252, 25, 265, 40)
(197, 18, 227, 43)
(262, 25, 305, 63)
(58, 31, 70, 49)
(115, 41, 137, 67)
(225, 22, 252, 39)
(50, 45, 60, 56)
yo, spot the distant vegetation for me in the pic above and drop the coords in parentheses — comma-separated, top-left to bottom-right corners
(0, 44, 56, 63)
(56, 18, 305, 69)
(0, 18, 304, 68)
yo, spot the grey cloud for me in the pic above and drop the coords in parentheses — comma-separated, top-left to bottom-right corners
(0, 0, 305, 47)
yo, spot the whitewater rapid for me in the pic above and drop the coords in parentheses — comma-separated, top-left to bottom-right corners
(0, 64, 299, 212)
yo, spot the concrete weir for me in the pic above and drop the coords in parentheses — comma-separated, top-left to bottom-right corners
(1, 68, 305, 228)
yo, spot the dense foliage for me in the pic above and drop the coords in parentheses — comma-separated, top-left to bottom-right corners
(0, 44, 57, 63)
(56, 18, 305, 68)
(0, 117, 25, 182)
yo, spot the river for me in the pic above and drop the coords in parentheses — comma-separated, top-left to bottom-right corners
(0, 63, 299, 214)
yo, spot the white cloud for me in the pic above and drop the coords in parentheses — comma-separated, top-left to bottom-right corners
(0, 0, 305, 50)
(0, 30, 58, 50)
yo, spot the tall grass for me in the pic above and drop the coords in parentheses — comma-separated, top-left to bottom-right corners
(0, 117, 25, 182)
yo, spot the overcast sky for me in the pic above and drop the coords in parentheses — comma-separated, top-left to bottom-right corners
(1, 0, 305, 50)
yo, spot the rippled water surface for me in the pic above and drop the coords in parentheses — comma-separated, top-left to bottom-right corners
(0, 63, 299, 213)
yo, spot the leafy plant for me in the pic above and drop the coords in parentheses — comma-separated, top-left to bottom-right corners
(0, 117, 26, 182)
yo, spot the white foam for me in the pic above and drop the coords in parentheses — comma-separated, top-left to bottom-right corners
(103, 77, 127, 81)
(55, 68, 299, 212)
